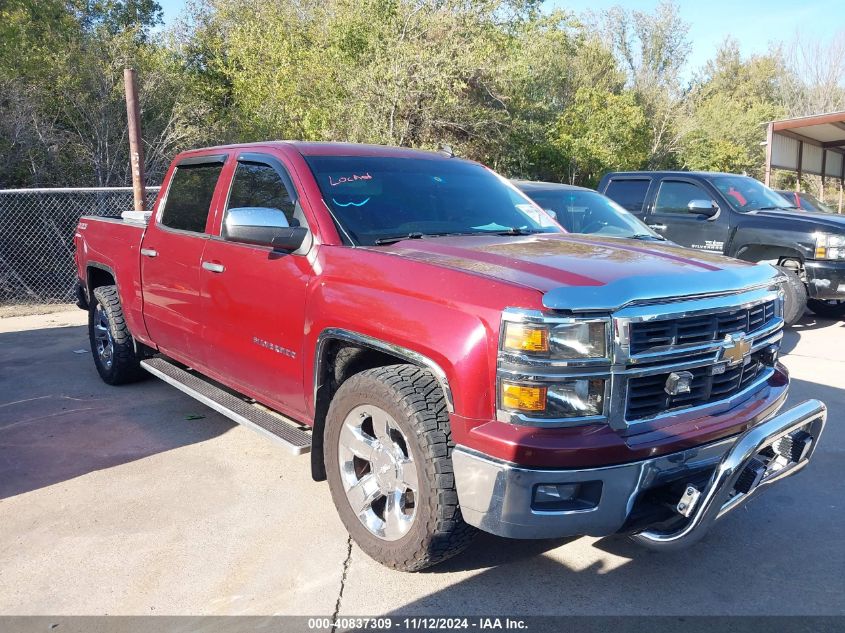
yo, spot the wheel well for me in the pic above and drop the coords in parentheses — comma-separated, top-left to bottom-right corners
(734, 245, 804, 271)
(87, 266, 116, 297)
(310, 340, 420, 481)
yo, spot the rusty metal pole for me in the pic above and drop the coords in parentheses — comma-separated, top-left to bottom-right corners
(123, 68, 146, 212)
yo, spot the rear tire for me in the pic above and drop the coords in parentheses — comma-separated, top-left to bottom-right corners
(807, 298, 845, 320)
(778, 267, 807, 327)
(324, 364, 476, 571)
(89, 285, 146, 385)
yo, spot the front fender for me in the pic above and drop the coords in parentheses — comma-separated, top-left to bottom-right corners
(301, 246, 546, 425)
(730, 226, 815, 263)
(304, 281, 498, 423)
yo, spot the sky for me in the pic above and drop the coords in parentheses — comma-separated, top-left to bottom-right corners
(156, 0, 844, 76)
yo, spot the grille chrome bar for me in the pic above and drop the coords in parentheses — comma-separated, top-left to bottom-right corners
(629, 300, 776, 356)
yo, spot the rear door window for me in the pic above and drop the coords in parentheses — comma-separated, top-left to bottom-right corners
(160, 162, 224, 233)
(604, 179, 650, 213)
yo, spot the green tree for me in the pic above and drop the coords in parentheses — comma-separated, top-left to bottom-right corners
(594, 0, 690, 168)
(553, 87, 650, 186)
(680, 39, 784, 177)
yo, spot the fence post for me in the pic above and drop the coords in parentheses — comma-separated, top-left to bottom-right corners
(123, 68, 146, 212)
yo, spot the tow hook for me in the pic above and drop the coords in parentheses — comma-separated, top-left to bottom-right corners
(676, 485, 701, 518)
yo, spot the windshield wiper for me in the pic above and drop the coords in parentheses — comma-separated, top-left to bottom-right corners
(374, 232, 425, 245)
(751, 206, 797, 211)
(630, 233, 665, 241)
(490, 227, 544, 236)
(374, 227, 547, 245)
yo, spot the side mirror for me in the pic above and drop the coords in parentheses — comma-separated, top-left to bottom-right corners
(225, 207, 307, 251)
(271, 227, 309, 252)
(688, 199, 719, 218)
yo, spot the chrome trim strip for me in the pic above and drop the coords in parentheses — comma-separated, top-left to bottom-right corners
(542, 264, 783, 312)
(313, 328, 455, 413)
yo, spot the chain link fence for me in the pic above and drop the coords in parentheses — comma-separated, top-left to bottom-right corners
(0, 187, 160, 307)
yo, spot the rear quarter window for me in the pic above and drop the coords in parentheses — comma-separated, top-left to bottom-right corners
(604, 179, 650, 213)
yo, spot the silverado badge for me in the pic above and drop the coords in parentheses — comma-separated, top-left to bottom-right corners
(719, 332, 751, 366)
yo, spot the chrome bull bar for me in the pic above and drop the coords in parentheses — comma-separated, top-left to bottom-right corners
(633, 398, 827, 550)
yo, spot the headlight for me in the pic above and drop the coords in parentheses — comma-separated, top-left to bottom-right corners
(502, 319, 608, 360)
(500, 378, 606, 419)
(814, 233, 845, 260)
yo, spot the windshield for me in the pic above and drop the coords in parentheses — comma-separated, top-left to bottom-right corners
(710, 175, 793, 212)
(799, 192, 836, 214)
(304, 156, 561, 246)
(524, 188, 660, 239)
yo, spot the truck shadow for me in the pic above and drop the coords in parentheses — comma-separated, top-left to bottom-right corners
(0, 324, 231, 500)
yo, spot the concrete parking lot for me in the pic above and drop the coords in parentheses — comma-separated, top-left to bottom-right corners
(1, 309, 843, 616)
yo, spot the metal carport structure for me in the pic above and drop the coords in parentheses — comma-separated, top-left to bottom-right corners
(764, 111, 845, 211)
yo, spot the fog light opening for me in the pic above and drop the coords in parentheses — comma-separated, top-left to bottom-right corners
(531, 481, 602, 512)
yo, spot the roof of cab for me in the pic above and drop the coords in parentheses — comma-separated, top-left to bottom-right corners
(513, 179, 592, 192)
(176, 140, 455, 161)
(603, 171, 742, 179)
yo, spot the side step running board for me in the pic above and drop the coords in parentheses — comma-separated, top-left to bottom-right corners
(141, 357, 311, 455)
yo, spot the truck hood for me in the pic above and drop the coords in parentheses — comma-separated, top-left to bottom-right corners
(751, 208, 845, 232)
(373, 234, 779, 312)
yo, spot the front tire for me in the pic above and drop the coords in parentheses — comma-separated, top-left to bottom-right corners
(778, 267, 807, 327)
(88, 285, 146, 385)
(807, 298, 845, 320)
(324, 364, 476, 571)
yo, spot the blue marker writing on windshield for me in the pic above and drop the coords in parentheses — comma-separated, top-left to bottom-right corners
(332, 197, 371, 207)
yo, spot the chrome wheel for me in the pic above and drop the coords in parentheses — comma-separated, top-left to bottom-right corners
(93, 303, 114, 369)
(338, 404, 419, 541)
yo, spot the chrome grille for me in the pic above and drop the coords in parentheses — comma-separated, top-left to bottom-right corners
(630, 300, 776, 355)
(626, 356, 765, 420)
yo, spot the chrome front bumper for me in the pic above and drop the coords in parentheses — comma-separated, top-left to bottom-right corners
(453, 399, 827, 544)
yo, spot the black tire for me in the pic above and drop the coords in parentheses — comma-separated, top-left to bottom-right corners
(88, 285, 146, 385)
(807, 298, 845, 320)
(324, 364, 476, 571)
(778, 267, 807, 327)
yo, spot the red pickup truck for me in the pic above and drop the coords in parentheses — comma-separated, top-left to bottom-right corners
(74, 142, 827, 571)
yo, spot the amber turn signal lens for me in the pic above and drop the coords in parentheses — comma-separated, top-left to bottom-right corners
(501, 382, 547, 412)
(503, 323, 549, 353)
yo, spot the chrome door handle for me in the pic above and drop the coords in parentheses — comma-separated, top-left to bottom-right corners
(202, 261, 225, 273)
(647, 224, 667, 231)
(140, 248, 158, 257)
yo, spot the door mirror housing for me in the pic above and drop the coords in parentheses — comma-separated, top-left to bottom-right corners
(688, 199, 719, 218)
(224, 207, 307, 251)
(270, 227, 309, 252)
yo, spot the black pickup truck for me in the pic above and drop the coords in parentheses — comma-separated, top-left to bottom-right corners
(598, 171, 845, 321)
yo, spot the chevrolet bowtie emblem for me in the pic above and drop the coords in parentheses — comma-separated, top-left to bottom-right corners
(720, 333, 751, 366)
